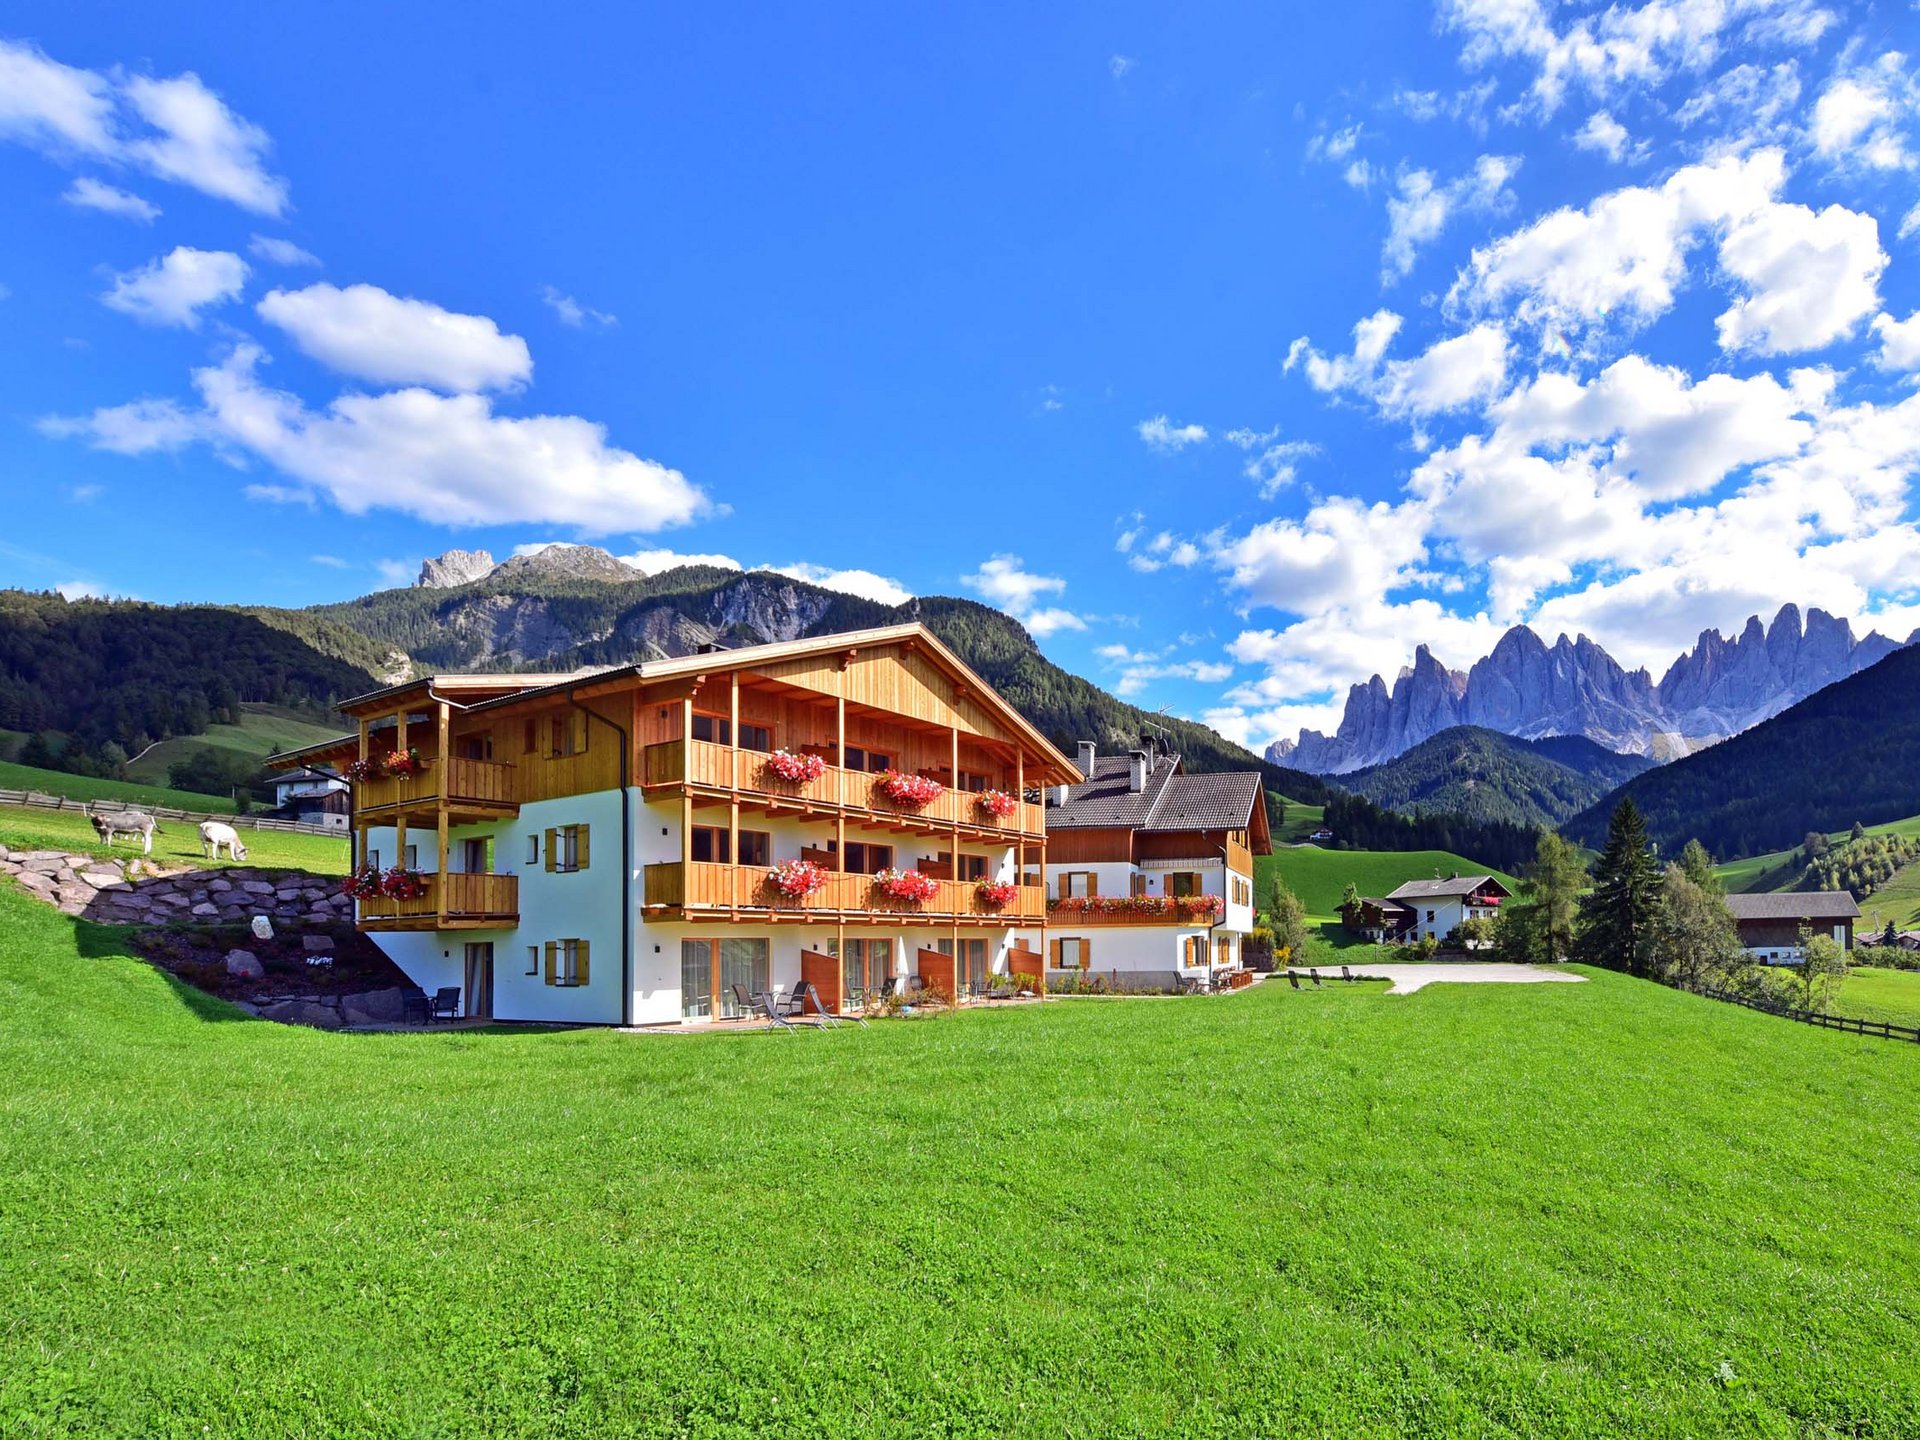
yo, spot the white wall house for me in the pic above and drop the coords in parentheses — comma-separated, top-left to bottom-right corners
(1383, 874, 1511, 943)
(274, 624, 1081, 1025)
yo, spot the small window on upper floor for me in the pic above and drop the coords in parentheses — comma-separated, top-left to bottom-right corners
(545, 824, 589, 873)
(691, 712, 730, 745)
(737, 830, 771, 867)
(1167, 872, 1202, 898)
(958, 770, 991, 793)
(738, 721, 772, 753)
(691, 826, 731, 864)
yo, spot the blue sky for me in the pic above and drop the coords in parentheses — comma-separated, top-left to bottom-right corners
(3, 1, 1918, 753)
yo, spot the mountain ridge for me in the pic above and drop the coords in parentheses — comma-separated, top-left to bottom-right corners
(1272, 605, 1915, 774)
(1340, 725, 1657, 829)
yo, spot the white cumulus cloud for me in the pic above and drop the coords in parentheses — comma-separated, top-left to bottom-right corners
(1137, 415, 1209, 451)
(62, 176, 158, 221)
(101, 246, 248, 328)
(256, 283, 534, 392)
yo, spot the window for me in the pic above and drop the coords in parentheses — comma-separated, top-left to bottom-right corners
(1216, 936, 1233, 967)
(461, 837, 491, 873)
(1053, 937, 1090, 969)
(543, 938, 590, 987)
(365, 848, 378, 871)
(738, 721, 772, 753)
(958, 769, 991, 793)
(455, 732, 493, 761)
(1181, 935, 1207, 968)
(691, 826, 730, 863)
(1061, 871, 1096, 899)
(527, 712, 586, 758)
(1167, 872, 1202, 898)
(1230, 876, 1251, 907)
(404, 845, 419, 871)
(843, 746, 892, 773)
(691, 712, 730, 745)
(833, 937, 894, 994)
(1426, 910, 1435, 923)
(955, 853, 988, 882)
(1130, 872, 1148, 897)
(525, 944, 539, 976)
(736, 830, 771, 867)
(527, 833, 541, 865)
(842, 841, 894, 874)
(543, 824, 589, 873)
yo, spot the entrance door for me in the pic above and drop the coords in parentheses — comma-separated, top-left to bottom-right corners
(682, 938, 772, 1019)
(463, 942, 494, 1019)
(718, 938, 770, 1017)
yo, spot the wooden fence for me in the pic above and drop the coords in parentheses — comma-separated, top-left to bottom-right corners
(1694, 983, 1920, 1044)
(0, 788, 341, 839)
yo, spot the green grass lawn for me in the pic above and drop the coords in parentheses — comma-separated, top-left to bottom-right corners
(1269, 794, 1325, 844)
(122, 703, 343, 786)
(1256, 845, 1517, 919)
(1830, 965, 1920, 1029)
(1856, 861, 1920, 932)
(0, 760, 236, 814)
(5, 885, 1917, 1436)
(0, 807, 348, 876)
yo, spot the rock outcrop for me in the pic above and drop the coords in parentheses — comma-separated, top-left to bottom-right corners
(1274, 605, 1915, 774)
(0, 847, 352, 926)
(416, 549, 497, 589)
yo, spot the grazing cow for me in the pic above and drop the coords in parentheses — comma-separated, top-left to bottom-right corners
(90, 808, 155, 855)
(198, 820, 249, 862)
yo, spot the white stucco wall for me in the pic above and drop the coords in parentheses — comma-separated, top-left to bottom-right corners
(1046, 856, 1256, 938)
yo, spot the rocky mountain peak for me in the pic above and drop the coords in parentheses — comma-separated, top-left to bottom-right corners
(416, 549, 496, 589)
(492, 544, 642, 586)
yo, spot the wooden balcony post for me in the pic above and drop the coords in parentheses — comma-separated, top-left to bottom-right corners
(395, 708, 407, 756)
(395, 814, 407, 879)
(950, 723, 961, 940)
(729, 671, 741, 791)
(729, 795, 740, 915)
(435, 700, 451, 926)
(681, 697, 693, 783)
(835, 692, 846, 803)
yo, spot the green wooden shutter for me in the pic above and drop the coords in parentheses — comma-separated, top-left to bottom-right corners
(544, 940, 557, 985)
(544, 829, 557, 872)
(576, 825, 590, 870)
(576, 940, 590, 986)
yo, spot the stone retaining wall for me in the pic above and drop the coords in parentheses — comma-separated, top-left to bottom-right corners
(0, 844, 352, 927)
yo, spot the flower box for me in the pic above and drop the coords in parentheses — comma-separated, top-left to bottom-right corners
(341, 865, 384, 900)
(876, 769, 944, 808)
(1046, 894, 1223, 921)
(763, 749, 829, 784)
(344, 748, 427, 782)
(767, 858, 830, 898)
(975, 880, 1020, 910)
(873, 867, 939, 903)
(379, 867, 431, 901)
(975, 789, 1019, 820)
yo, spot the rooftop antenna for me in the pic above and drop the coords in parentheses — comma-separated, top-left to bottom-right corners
(1144, 708, 1176, 763)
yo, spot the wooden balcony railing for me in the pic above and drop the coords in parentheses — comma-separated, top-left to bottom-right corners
(642, 861, 1045, 923)
(355, 757, 521, 815)
(1227, 837, 1253, 877)
(359, 872, 519, 927)
(641, 739, 1046, 836)
(1045, 895, 1225, 927)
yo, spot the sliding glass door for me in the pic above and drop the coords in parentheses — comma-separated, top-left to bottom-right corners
(718, 938, 770, 1017)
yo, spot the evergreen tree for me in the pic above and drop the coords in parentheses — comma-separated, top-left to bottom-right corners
(1678, 838, 1721, 895)
(1575, 798, 1664, 976)
(1268, 878, 1309, 968)
(1524, 831, 1589, 962)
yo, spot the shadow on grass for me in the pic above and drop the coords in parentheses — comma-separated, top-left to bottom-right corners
(70, 914, 255, 1023)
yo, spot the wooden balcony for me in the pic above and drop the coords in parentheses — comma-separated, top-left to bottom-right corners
(359, 872, 519, 931)
(1227, 837, 1253, 877)
(642, 861, 1045, 925)
(354, 757, 522, 821)
(1045, 896, 1225, 928)
(641, 739, 1047, 837)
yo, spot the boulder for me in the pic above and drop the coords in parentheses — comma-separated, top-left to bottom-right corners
(191, 902, 221, 918)
(13, 870, 56, 895)
(207, 876, 233, 892)
(79, 868, 125, 889)
(154, 892, 192, 909)
(0, 843, 10, 860)
(20, 855, 68, 873)
(340, 987, 408, 1026)
(224, 949, 265, 979)
(272, 1000, 341, 1030)
(301, 935, 336, 954)
(241, 880, 277, 896)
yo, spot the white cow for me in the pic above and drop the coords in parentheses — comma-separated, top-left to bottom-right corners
(90, 808, 155, 854)
(198, 820, 249, 862)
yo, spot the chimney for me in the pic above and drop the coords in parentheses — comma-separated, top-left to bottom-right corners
(1077, 740, 1097, 779)
(1049, 784, 1070, 806)
(1128, 749, 1148, 793)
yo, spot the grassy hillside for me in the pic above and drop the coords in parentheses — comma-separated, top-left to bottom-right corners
(1716, 814, 1920, 894)
(1565, 644, 1920, 858)
(1830, 967, 1920, 1029)
(0, 809, 349, 875)
(1270, 795, 1325, 843)
(1256, 846, 1518, 918)
(4, 888, 1919, 1434)
(1342, 725, 1653, 828)
(0, 761, 235, 814)
(122, 703, 343, 786)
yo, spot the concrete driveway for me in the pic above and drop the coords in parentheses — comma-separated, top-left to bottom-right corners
(1321, 961, 1586, 995)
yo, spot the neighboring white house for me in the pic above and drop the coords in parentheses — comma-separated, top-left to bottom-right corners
(1723, 891, 1859, 964)
(1041, 741, 1271, 989)
(269, 766, 351, 831)
(269, 624, 1081, 1025)
(1384, 873, 1511, 943)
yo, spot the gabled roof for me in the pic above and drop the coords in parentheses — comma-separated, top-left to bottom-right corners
(1724, 891, 1861, 922)
(1386, 874, 1511, 902)
(1045, 753, 1268, 846)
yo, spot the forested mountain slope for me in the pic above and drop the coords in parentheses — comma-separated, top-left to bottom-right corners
(1342, 726, 1654, 828)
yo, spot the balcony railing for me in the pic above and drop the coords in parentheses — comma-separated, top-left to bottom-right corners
(643, 861, 1045, 923)
(1045, 895, 1225, 927)
(641, 739, 1046, 836)
(354, 756, 521, 815)
(359, 872, 519, 927)
(1227, 837, 1253, 876)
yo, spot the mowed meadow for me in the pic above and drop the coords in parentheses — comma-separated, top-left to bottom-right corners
(4, 886, 1919, 1436)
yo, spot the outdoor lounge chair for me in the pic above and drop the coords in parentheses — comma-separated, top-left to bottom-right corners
(736, 985, 793, 1032)
(795, 980, 854, 1027)
(1341, 965, 1356, 983)
(1309, 969, 1326, 988)
(1286, 971, 1302, 990)
(428, 986, 461, 1022)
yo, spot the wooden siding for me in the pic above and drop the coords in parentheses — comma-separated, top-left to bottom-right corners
(1043, 827, 1135, 863)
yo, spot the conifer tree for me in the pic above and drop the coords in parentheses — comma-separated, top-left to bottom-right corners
(1576, 798, 1664, 976)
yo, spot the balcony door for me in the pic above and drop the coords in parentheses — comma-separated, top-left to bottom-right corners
(463, 942, 493, 1020)
(681, 937, 770, 1019)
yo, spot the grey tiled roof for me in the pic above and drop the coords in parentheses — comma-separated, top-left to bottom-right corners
(1385, 874, 1509, 901)
(1724, 891, 1861, 921)
(1044, 754, 1261, 833)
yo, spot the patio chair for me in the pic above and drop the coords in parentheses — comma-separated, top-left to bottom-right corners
(904, 975, 928, 999)
(1341, 965, 1356, 983)
(877, 977, 902, 1002)
(795, 980, 854, 1027)
(428, 986, 461, 1022)
(1309, 969, 1326, 989)
(844, 985, 870, 1013)
(745, 988, 794, 1032)
(1286, 971, 1302, 990)
(401, 989, 430, 1025)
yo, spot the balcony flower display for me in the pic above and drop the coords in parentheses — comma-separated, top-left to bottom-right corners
(379, 867, 431, 901)
(1047, 894, 1224, 921)
(767, 858, 830, 899)
(382, 747, 427, 778)
(975, 879, 1020, 910)
(873, 867, 940, 903)
(763, 748, 828, 784)
(975, 788, 1018, 821)
(877, 769, 944, 808)
(341, 865, 384, 900)
(343, 756, 383, 782)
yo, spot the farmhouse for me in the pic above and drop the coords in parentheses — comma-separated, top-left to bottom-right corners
(1384, 873, 1510, 942)
(1041, 742, 1270, 989)
(1340, 895, 1415, 943)
(267, 766, 350, 831)
(268, 624, 1081, 1024)
(1723, 891, 1859, 964)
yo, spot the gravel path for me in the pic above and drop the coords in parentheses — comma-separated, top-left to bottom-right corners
(1324, 961, 1586, 995)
